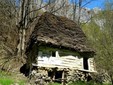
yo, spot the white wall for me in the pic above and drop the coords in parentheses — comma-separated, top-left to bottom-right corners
(35, 51, 95, 72)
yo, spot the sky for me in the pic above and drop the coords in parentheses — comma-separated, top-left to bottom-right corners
(44, 0, 105, 9)
(84, 0, 105, 9)
(69, 0, 105, 9)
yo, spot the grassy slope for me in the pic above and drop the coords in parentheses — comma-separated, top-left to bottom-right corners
(0, 71, 27, 85)
(0, 73, 111, 85)
(49, 81, 111, 85)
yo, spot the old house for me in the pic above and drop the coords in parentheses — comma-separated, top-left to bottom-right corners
(24, 12, 95, 82)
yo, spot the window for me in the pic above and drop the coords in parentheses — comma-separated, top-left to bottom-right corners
(83, 57, 89, 70)
(38, 51, 51, 57)
(48, 71, 63, 83)
(38, 51, 42, 57)
(52, 51, 56, 57)
(42, 51, 51, 57)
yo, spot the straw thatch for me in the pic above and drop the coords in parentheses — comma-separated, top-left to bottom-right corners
(26, 12, 94, 54)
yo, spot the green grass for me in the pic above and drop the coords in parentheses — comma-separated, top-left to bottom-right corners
(0, 78, 25, 85)
(0, 78, 14, 85)
(48, 82, 61, 85)
(0, 71, 14, 85)
(48, 81, 112, 85)
(17, 80, 26, 85)
(0, 71, 25, 85)
(0, 71, 111, 85)
(68, 81, 112, 85)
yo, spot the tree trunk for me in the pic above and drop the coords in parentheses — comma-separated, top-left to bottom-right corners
(16, 0, 29, 56)
(17, 28, 25, 57)
(21, 29, 26, 56)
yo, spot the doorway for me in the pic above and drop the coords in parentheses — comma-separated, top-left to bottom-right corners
(83, 57, 89, 70)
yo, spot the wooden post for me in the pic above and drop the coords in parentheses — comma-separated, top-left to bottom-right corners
(51, 68, 57, 82)
(52, 70, 55, 82)
(62, 69, 66, 85)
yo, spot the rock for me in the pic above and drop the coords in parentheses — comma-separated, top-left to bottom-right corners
(67, 70, 92, 82)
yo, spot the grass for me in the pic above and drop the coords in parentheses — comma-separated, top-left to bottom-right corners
(0, 78, 14, 85)
(0, 71, 112, 85)
(68, 81, 112, 85)
(48, 81, 112, 85)
(0, 71, 13, 85)
(0, 78, 25, 85)
(48, 82, 61, 85)
(0, 71, 26, 85)
(17, 81, 25, 85)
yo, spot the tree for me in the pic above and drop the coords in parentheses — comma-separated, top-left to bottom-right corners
(16, 0, 71, 58)
(0, 0, 17, 53)
(16, 0, 48, 57)
(71, 0, 95, 25)
(82, 0, 113, 84)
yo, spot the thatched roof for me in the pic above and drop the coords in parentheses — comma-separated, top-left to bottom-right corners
(26, 12, 94, 54)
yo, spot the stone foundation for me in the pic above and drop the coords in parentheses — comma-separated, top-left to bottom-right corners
(29, 67, 94, 85)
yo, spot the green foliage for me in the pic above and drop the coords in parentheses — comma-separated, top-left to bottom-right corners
(82, 0, 113, 84)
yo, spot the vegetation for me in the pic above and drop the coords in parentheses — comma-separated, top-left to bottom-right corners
(68, 81, 111, 85)
(48, 81, 112, 85)
(0, 69, 14, 85)
(48, 82, 61, 85)
(0, 71, 26, 85)
(0, 78, 14, 85)
(82, 0, 113, 84)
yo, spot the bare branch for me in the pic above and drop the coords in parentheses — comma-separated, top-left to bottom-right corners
(51, 1, 66, 13)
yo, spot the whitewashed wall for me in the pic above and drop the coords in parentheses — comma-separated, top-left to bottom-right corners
(88, 58, 95, 71)
(34, 51, 95, 72)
